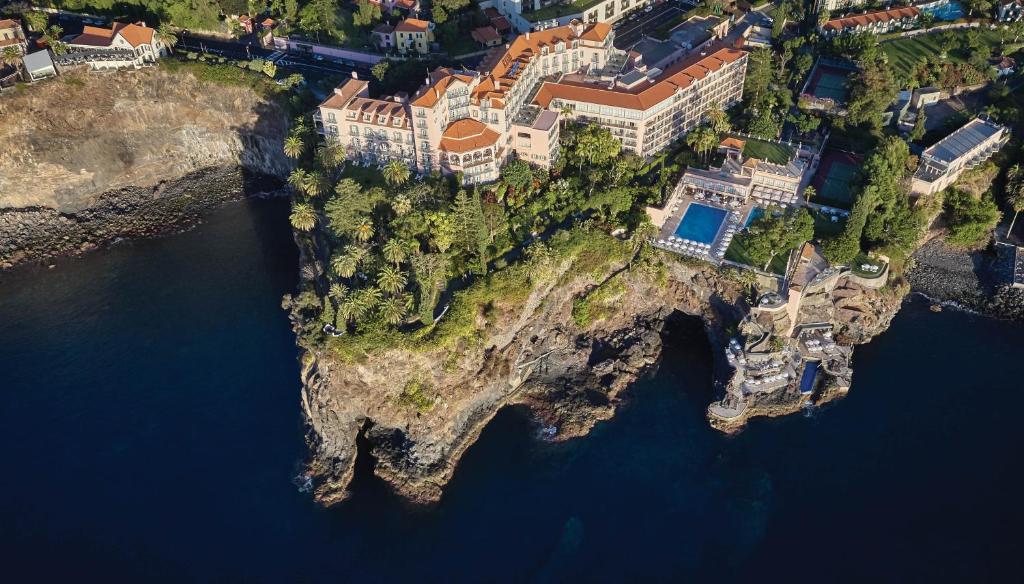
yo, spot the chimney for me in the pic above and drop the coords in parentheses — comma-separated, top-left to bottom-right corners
(526, 31, 530, 40)
(351, 71, 358, 79)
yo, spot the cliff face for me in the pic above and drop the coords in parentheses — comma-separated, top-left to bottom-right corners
(299, 259, 747, 505)
(298, 253, 906, 505)
(0, 67, 291, 267)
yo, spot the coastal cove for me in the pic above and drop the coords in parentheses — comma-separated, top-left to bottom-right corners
(1, 199, 1023, 581)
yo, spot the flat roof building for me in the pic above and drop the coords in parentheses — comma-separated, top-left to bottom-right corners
(911, 117, 1010, 196)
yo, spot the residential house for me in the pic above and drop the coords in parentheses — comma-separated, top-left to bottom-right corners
(820, 7, 921, 37)
(0, 18, 28, 54)
(911, 117, 1010, 196)
(372, 23, 395, 51)
(395, 18, 433, 54)
(471, 26, 503, 48)
(22, 49, 57, 81)
(66, 22, 165, 69)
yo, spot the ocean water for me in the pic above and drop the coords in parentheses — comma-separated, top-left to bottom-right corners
(1, 199, 1022, 582)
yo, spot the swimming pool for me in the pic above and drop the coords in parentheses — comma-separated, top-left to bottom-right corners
(744, 207, 765, 228)
(800, 361, 820, 395)
(674, 204, 728, 245)
(924, 0, 964, 21)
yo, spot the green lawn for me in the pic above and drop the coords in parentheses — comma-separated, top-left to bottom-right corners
(812, 210, 847, 240)
(741, 137, 795, 165)
(724, 236, 791, 275)
(524, 0, 605, 22)
(851, 253, 886, 278)
(881, 28, 1004, 81)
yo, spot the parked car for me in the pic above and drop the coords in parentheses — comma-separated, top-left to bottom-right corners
(644, 5, 653, 12)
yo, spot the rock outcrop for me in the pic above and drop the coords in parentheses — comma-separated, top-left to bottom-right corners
(0, 67, 291, 268)
(297, 251, 807, 504)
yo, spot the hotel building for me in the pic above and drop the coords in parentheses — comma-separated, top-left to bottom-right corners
(911, 117, 1010, 196)
(316, 19, 748, 184)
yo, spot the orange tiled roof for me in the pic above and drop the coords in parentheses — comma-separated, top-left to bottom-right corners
(70, 22, 155, 48)
(319, 78, 369, 109)
(439, 119, 500, 153)
(720, 137, 746, 150)
(0, 19, 21, 29)
(396, 18, 430, 33)
(822, 7, 920, 32)
(472, 26, 501, 44)
(534, 46, 746, 111)
(410, 69, 476, 107)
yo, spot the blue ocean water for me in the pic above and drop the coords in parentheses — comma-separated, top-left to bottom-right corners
(675, 203, 728, 244)
(1, 199, 1022, 582)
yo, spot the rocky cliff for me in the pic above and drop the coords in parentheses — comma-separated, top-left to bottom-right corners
(0, 67, 291, 268)
(296, 247, 903, 505)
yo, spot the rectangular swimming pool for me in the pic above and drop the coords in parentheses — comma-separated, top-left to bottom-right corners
(674, 204, 728, 244)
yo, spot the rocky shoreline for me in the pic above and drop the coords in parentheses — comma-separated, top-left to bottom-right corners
(908, 239, 1024, 320)
(293, 242, 907, 505)
(0, 166, 285, 270)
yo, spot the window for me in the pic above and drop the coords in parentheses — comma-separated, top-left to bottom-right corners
(350, 125, 359, 136)
(327, 112, 336, 123)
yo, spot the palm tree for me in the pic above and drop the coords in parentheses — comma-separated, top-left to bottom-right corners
(44, 24, 63, 43)
(353, 219, 374, 243)
(1006, 165, 1024, 240)
(382, 239, 407, 266)
(288, 168, 309, 193)
(1, 47, 21, 69)
(157, 24, 178, 54)
(354, 287, 382, 319)
(302, 171, 325, 198)
(338, 296, 360, 324)
(803, 185, 816, 204)
(328, 282, 349, 303)
(392, 194, 412, 216)
(382, 160, 410, 186)
(283, 135, 305, 159)
(316, 143, 342, 171)
(331, 246, 367, 278)
(376, 266, 408, 295)
(24, 11, 48, 33)
(378, 296, 406, 325)
(289, 203, 317, 231)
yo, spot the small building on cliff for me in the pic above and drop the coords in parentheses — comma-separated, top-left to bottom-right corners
(66, 22, 167, 70)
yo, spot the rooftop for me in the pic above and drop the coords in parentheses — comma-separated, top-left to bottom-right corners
(923, 118, 1006, 165)
(822, 6, 921, 32)
(534, 45, 746, 111)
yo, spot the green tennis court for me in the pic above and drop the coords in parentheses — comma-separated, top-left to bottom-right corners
(810, 69, 849, 102)
(811, 150, 862, 209)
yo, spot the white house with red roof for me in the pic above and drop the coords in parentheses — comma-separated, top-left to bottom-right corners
(67, 22, 166, 68)
(0, 18, 28, 55)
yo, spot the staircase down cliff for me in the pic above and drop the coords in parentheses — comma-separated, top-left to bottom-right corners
(0, 67, 291, 268)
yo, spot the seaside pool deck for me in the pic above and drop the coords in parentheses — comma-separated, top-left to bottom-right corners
(655, 198, 756, 263)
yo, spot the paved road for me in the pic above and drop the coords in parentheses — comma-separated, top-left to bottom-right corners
(613, 3, 689, 49)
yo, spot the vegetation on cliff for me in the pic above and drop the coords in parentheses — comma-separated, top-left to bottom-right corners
(284, 123, 673, 362)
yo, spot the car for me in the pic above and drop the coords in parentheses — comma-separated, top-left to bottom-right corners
(314, 54, 325, 61)
(644, 5, 653, 12)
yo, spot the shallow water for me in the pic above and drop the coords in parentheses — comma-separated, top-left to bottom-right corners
(1, 199, 1022, 582)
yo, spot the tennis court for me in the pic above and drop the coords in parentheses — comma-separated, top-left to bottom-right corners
(810, 150, 862, 209)
(807, 66, 850, 103)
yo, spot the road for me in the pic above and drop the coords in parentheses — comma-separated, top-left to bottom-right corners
(613, 1, 694, 49)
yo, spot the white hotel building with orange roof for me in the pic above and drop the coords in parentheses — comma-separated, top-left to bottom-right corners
(316, 19, 748, 185)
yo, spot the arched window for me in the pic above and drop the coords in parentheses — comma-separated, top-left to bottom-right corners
(473, 151, 482, 160)
(463, 154, 472, 164)
(450, 154, 459, 164)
